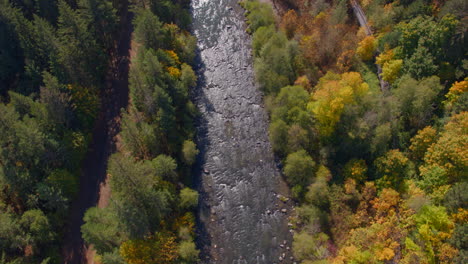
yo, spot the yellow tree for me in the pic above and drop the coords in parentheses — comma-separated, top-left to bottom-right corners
(356, 36, 377, 61)
(444, 78, 468, 112)
(308, 72, 369, 137)
(409, 126, 438, 163)
(420, 112, 468, 183)
(382, 59, 403, 84)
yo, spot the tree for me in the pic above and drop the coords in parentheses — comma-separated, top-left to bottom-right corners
(280, 9, 300, 39)
(444, 78, 468, 114)
(409, 126, 437, 163)
(0, 102, 49, 198)
(152, 154, 177, 181)
(133, 8, 163, 50)
(178, 240, 199, 262)
(382, 59, 403, 83)
(179, 188, 198, 210)
(292, 231, 329, 261)
(343, 159, 368, 183)
(120, 109, 159, 159)
(308, 72, 369, 137)
(252, 25, 275, 56)
(420, 112, 467, 183)
(56, 0, 105, 86)
(374, 149, 412, 191)
(100, 249, 126, 264)
(40, 72, 73, 129)
(396, 15, 458, 62)
(393, 75, 443, 129)
(269, 119, 289, 156)
(305, 166, 330, 209)
(405, 45, 438, 79)
(242, 0, 275, 33)
(356, 36, 377, 61)
(0, 212, 23, 251)
(444, 182, 468, 214)
(270, 85, 310, 124)
(119, 234, 178, 264)
(81, 207, 125, 254)
(284, 149, 316, 187)
(182, 140, 198, 166)
(107, 154, 172, 237)
(287, 124, 310, 153)
(19, 209, 54, 252)
(415, 205, 456, 263)
(79, 0, 118, 50)
(254, 32, 297, 94)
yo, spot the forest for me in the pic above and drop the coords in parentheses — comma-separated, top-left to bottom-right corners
(242, 0, 466, 263)
(0, 0, 200, 263)
(0, 0, 466, 263)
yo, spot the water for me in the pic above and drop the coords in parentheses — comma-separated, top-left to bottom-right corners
(191, 0, 292, 263)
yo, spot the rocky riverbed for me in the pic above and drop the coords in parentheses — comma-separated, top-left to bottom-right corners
(191, 0, 294, 263)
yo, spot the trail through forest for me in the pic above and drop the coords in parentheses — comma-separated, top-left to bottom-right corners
(61, 3, 132, 264)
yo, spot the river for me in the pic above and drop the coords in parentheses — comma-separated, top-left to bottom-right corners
(191, 0, 293, 263)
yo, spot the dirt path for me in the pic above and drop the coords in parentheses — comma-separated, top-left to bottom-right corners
(61, 3, 132, 263)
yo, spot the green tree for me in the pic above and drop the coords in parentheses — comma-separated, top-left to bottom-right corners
(182, 140, 198, 166)
(178, 240, 199, 262)
(269, 119, 289, 156)
(415, 205, 456, 263)
(0, 213, 23, 251)
(270, 85, 310, 124)
(19, 209, 54, 251)
(242, 0, 275, 33)
(56, 0, 105, 86)
(284, 150, 316, 187)
(133, 8, 163, 50)
(79, 0, 118, 50)
(444, 182, 468, 213)
(39, 72, 72, 129)
(107, 154, 172, 237)
(305, 165, 330, 209)
(292, 231, 329, 261)
(254, 32, 297, 94)
(82, 207, 125, 254)
(179, 188, 198, 210)
(393, 75, 443, 130)
(374, 149, 412, 191)
(120, 109, 159, 159)
(152, 154, 177, 181)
